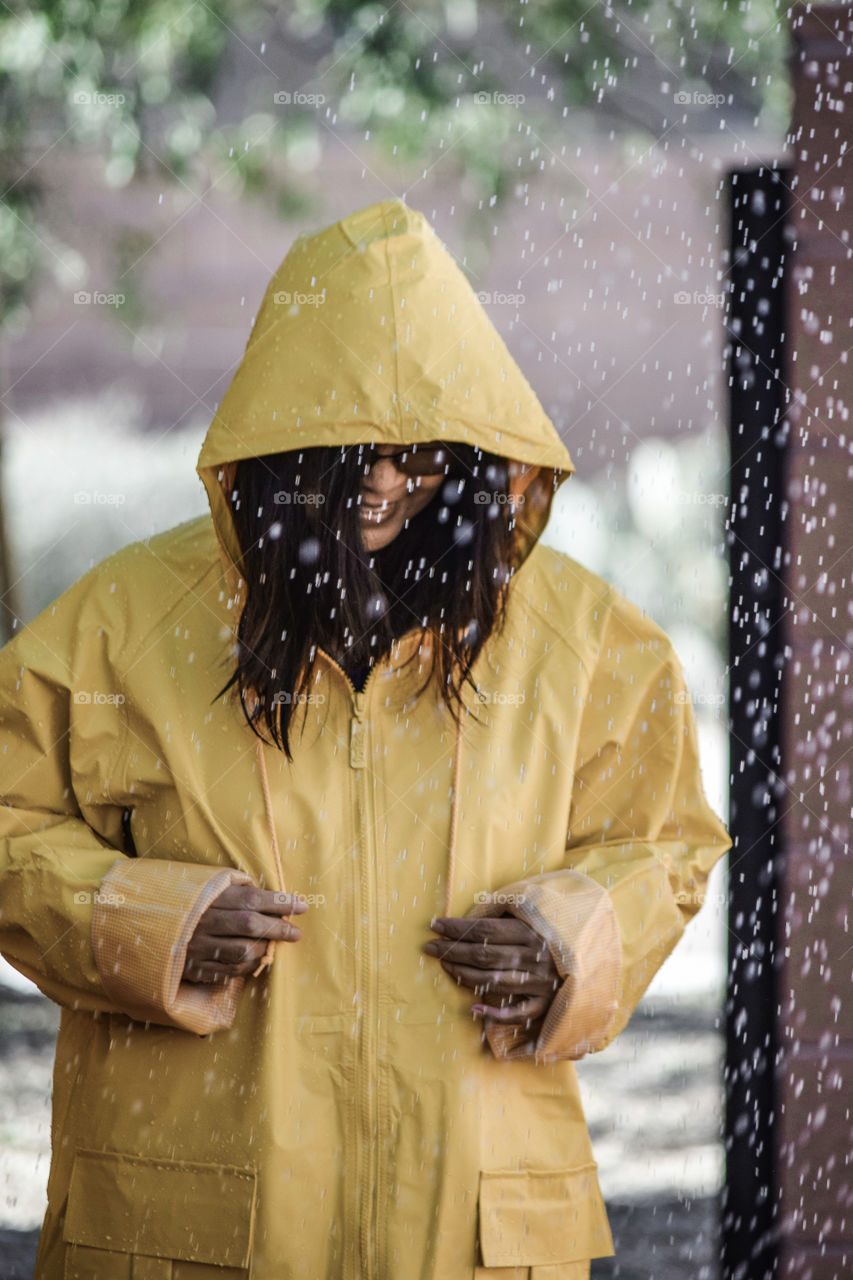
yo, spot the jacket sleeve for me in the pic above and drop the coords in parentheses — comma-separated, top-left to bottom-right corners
(0, 553, 253, 1036)
(467, 586, 732, 1065)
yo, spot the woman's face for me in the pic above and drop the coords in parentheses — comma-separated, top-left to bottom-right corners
(358, 442, 447, 551)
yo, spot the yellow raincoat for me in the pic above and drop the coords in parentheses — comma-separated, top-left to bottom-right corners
(0, 199, 731, 1280)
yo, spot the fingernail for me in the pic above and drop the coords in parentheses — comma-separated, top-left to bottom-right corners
(430, 920, 446, 933)
(471, 1005, 487, 1016)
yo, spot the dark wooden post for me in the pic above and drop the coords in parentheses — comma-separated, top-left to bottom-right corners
(723, 162, 792, 1280)
(724, 7, 853, 1278)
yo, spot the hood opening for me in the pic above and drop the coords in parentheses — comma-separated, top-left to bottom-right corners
(197, 197, 575, 603)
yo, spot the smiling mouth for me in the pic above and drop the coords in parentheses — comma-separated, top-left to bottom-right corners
(360, 500, 397, 516)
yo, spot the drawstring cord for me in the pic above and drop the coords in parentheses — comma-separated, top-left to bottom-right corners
(251, 701, 465, 977)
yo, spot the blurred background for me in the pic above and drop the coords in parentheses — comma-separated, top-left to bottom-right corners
(0, 1, 794, 1275)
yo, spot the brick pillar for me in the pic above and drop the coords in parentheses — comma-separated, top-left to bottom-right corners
(776, 5, 853, 1276)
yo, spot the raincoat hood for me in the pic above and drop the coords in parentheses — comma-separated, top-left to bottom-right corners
(196, 198, 575, 595)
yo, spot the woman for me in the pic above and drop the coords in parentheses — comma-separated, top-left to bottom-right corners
(0, 198, 731, 1280)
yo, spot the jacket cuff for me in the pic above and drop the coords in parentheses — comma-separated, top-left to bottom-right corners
(467, 872, 623, 1064)
(92, 858, 255, 1035)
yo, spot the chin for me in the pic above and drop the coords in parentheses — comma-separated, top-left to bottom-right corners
(362, 529, 397, 551)
(360, 517, 403, 550)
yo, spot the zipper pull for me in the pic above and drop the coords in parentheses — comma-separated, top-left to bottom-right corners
(350, 693, 367, 769)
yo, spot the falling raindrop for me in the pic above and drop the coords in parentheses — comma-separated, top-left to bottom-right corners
(365, 592, 388, 619)
(452, 519, 474, 546)
(298, 537, 321, 565)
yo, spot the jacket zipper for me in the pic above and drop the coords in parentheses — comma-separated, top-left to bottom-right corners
(321, 653, 380, 1279)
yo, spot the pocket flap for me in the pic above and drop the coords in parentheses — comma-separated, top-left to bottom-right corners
(63, 1150, 256, 1268)
(478, 1164, 614, 1267)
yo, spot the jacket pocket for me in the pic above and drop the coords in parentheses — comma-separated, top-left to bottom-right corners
(62, 1149, 257, 1278)
(477, 1164, 613, 1269)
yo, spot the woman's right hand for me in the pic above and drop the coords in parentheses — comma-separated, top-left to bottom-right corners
(183, 886, 308, 984)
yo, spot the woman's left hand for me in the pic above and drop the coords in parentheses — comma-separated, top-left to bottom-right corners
(422, 915, 561, 1026)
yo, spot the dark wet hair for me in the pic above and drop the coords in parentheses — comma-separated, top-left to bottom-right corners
(213, 442, 519, 759)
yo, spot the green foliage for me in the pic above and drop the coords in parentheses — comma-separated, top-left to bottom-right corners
(0, 0, 790, 333)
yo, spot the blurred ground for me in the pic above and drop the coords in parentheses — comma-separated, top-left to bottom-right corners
(0, 984, 723, 1279)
